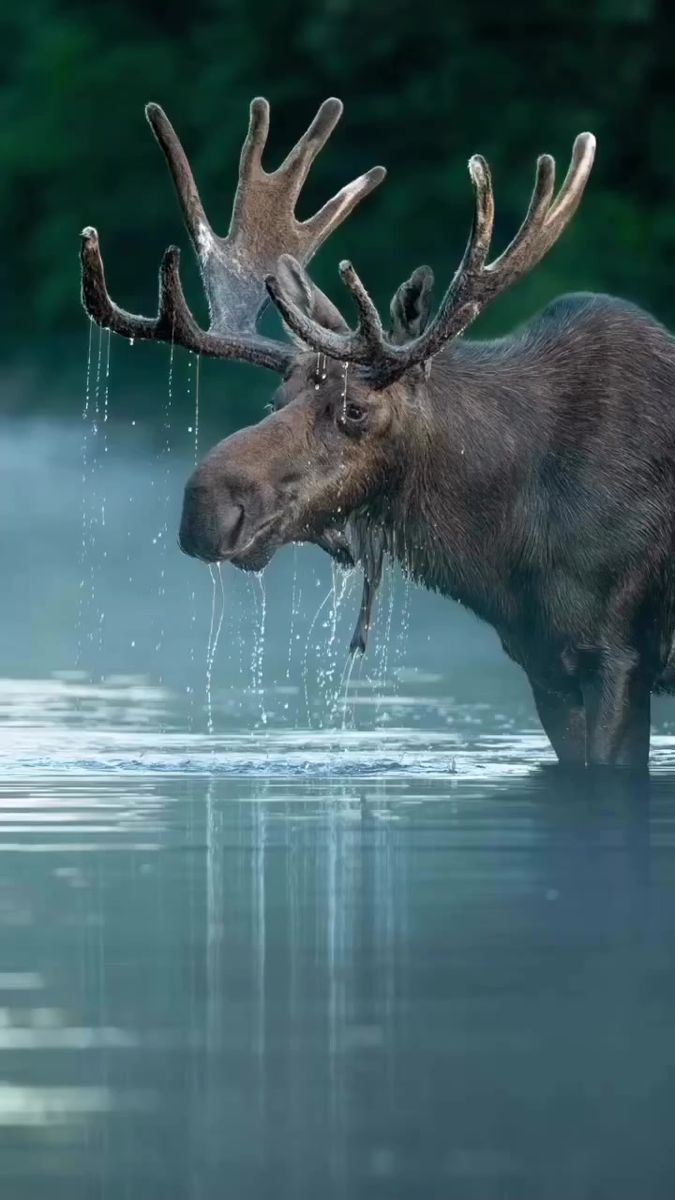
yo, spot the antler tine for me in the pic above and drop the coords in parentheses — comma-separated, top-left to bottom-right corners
(265, 257, 388, 365)
(157, 246, 204, 340)
(265, 131, 595, 383)
(80, 227, 294, 372)
(265, 273, 371, 363)
(403, 154, 496, 360)
(428, 154, 552, 343)
(486, 153, 556, 284)
(236, 97, 271, 181)
(146, 103, 215, 256)
(338, 261, 386, 353)
(302, 166, 387, 251)
(274, 98, 344, 196)
(546, 132, 596, 226)
(461, 154, 495, 273)
(484, 136, 595, 294)
(81, 226, 161, 340)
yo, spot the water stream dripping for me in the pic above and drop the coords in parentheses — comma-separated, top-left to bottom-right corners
(83, 325, 105, 665)
(323, 568, 354, 723)
(339, 650, 358, 731)
(253, 574, 268, 726)
(377, 560, 397, 721)
(186, 355, 202, 726)
(205, 566, 218, 732)
(302, 584, 334, 727)
(76, 321, 94, 669)
(362, 559, 395, 724)
(396, 570, 413, 673)
(193, 354, 201, 464)
(205, 564, 225, 736)
(83, 319, 94, 421)
(340, 361, 349, 418)
(154, 336, 175, 676)
(102, 329, 111, 432)
(286, 546, 299, 685)
(316, 564, 338, 711)
(97, 330, 112, 657)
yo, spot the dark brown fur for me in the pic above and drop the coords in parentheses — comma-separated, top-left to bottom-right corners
(180, 291, 675, 771)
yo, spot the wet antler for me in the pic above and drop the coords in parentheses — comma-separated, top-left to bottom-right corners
(81, 98, 386, 373)
(266, 132, 596, 382)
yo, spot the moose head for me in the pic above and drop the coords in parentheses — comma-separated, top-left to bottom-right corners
(81, 97, 594, 649)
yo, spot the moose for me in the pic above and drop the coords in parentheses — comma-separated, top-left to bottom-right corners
(81, 96, 675, 771)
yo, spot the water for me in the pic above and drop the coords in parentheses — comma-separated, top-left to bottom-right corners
(4, 417, 675, 1198)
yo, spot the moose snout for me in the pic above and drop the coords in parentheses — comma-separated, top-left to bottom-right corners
(179, 479, 246, 562)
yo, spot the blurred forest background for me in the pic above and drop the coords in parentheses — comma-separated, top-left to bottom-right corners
(1, 0, 674, 425)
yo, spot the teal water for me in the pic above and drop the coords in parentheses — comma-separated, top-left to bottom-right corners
(3, 418, 675, 1198)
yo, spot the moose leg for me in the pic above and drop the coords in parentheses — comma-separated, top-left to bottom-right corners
(529, 681, 587, 766)
(582, 650, 651, 770)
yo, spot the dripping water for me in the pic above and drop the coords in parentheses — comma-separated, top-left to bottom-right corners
(340, 361, 349, 418)
(187, 352, 201, 728)
(88, 325, 103, 656)
(314, 352, 328, 391)
(79, 324, 105, 669)
(286, 545, 300, 688)
(102, 329, 111, 433)
(396, 568, 413, 674)
(153, 333, 175, 676)
(315, 564, 339, 710)
(251, 574, 268, 727)
(323, 567, 355, 723)
(97, 330, 112, 656)
(302, 582, 335, 727)
(76, 320, 94, 669)
(375, 560, 396, 722)
(339, 650, 359, 731)
(185, 350, 201, 465)
(205, 563, 225, 737)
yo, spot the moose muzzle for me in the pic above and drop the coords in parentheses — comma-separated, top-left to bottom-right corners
(178, 477, 248, 563)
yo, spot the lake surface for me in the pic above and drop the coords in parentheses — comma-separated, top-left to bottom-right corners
(3, 414, 675, 1198)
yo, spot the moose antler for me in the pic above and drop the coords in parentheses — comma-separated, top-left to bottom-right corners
(265, 132, 596, 382)
(81, 98, 386, 373)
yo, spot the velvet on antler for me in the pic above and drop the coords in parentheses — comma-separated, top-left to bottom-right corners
(81, 97, 386, 373)
(265, 132, 596, 383)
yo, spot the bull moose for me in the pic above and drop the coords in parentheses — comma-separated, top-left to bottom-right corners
(81, 96, 675, 771)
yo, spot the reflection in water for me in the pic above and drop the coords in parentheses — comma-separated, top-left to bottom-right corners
(0, 760, 672, 1197)
(3, 422, 675, 1195)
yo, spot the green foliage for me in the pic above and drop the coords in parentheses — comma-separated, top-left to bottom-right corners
(1, 0, 674, 416)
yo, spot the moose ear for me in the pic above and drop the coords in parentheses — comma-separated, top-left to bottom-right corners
(389, 265, 434, 345)
(276, 254, 349, 337)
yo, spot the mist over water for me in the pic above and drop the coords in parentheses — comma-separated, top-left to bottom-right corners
(3, 413, 675, 1199)
(2, 413, 536, 732)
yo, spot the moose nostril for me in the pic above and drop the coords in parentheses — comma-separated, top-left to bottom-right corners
(179, 480, 249, 560)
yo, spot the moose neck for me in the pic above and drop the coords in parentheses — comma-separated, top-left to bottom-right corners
(375, 329, 559, 626)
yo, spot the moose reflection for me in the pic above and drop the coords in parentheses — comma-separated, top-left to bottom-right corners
(82, 96, 675, 772)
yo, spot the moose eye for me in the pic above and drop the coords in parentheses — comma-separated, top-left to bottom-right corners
(339, 401, 367, 428)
